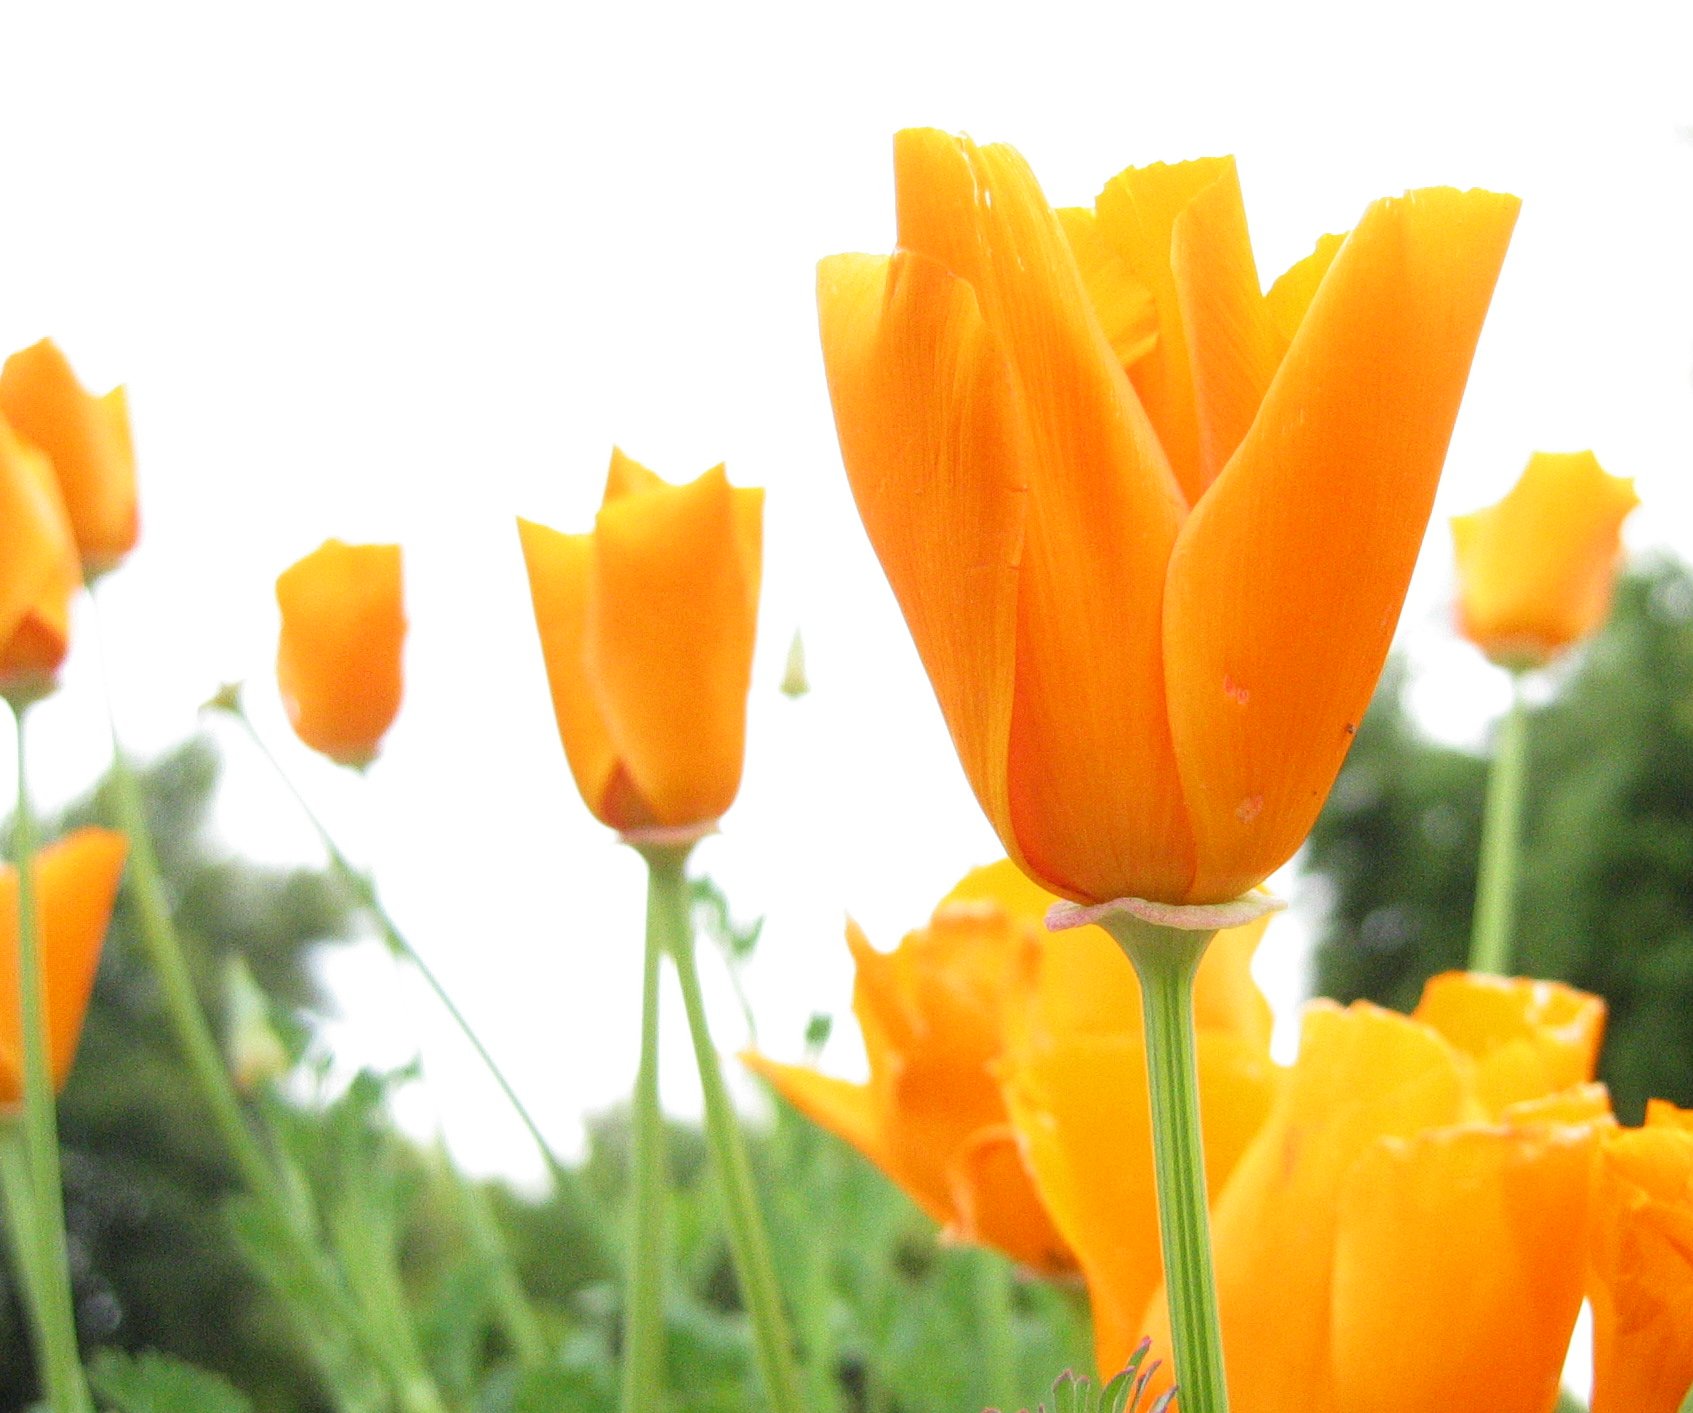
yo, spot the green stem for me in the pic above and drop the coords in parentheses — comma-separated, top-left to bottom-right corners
(8, 704, 93, 1413)
(90, 608, 428, 1411)
(654, 844, 805, 1413)
(1469, 674, 1529, 975)
(0, 1120, 48, 1385)
(973, 1248, 1017, 1407)
(456, 1166, 550, 1372)
(1100, 916, 1229, 1413)
(224, 704, 576, 1196)
(620, 850, 677, 1413)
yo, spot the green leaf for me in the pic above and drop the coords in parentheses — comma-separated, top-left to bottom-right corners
(88, 1349, 254, 1413)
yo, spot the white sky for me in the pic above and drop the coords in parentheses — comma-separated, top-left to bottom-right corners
(0, 0, 1689, 1234)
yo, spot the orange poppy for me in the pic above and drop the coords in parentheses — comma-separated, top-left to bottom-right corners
(747, 861, 1279, 1277)
(0, 828, 129, 1105)
(819, 130, 1517, 906)
(0, 340, 138, 576)
(1587, 1099, 1693, 1413)
(0, 414, 81, 699)
(518, 450, 762, 832)
(1452, 451, 1639, 669)
(1130, 973, 1610, 1411)
(275, 540, 406, 767)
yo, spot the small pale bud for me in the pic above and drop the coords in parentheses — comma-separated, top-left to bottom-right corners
(779, 628, 809, 699)
(223, 956, 289, 1094)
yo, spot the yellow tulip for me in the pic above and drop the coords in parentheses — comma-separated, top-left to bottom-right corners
(1587, 1099, 1693, 1413)
(0, 340, 138, 576)
(819, 130, 1517, 906)
(275, 540, 406, 767)
(0, 414, 80, 699)
(747, 861, 1279, 1278)
(518, 450, 762, 831)
(0, 828, 129, 1105)
(1452, 451, 1639, 669)
(1131, 973, 1609, 1412)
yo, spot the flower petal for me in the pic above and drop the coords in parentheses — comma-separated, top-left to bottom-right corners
(0, 828, 128, 1100)
(1170, 159, 1282, 493)
(516, 518, 625, 825)
(946, 1124, 1074, 1274)
(1163, 185, 1519, 902)
(1331, 1122, 1598, 1413)
(587, 466, 760, 826)
(818, 246, 1026, 862)
(1091, 156, 1236, 505)
(1413, 971, 1606, 1117)
(741, 1053, 889, 1175)
(275, 541, 406, 767)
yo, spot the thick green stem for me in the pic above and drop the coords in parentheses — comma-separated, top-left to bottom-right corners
(620, 850, 677, 1413)
(654, 845, 805, 1413)
(1101, 916, 1229, 1413)
(8, 705, 93, 1413)
(1469, 675, 1529, 975)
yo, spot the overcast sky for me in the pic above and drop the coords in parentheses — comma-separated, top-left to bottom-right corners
(0, 1, 1688, 1185)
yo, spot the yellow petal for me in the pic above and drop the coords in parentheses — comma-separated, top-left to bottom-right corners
(0, 340, 139, 572)
(742, 1052, 889, 1175)
(1007, 1028, 1281, 1376)
(1169, 159, 1282, 493)
(0, 828, 129, 1101)
(1331, 1122, 1599, 1413)
(1589, 1114, 1693, 1413)
(945, 1123, 1074, 1274)
(603, 446, 666, 503)
(516, 517, 626, 826)
(1263, 233, 1345, 343)
(1452, 450, 1639, 667)
(0, 417, 80, 688)
(587, 466, 760, 826)
(1056, 206, 1159, 369)
(1092, 157, 1236, 504)
(1413, 971, 1606, 1116)
(1163, 186, 1520, 902)
(1139, 1000, 1470, 1408)
(818, 247, 1027, 865)
(275, 541, 406, 767)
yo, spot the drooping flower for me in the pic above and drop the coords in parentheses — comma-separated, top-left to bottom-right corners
(0, 414, 81, 699)
(1130, 973, 1610, 1411)
(275, 540, 406, 767)
(819, 130, 1518, 906)
(746, 861, 1280, 1275)
(0, 828, 129, 1105)
(1452, 450, 1639, 669)
(1587, 1099, 1693, 1413)
(518, 450, 762, 832)
(0, 340, 138, 576)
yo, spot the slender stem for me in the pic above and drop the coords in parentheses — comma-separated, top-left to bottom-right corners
(620, 850, 677, 1413)
(655, 845, 805, 1413)
(973, 1248, 1017, 1407)
(1101, 916, 1229, 1413)
(1469, 673, 1529, 975)
(224, 704, 576, 1194)
(89, 605, 423, 1411)
(8, 704, 93, 1413)
(1555, 1388, 1588, 1413)
(457, 1166, 550, 1371)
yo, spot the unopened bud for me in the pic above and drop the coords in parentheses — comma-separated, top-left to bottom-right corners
(223, 956, 289, 1094)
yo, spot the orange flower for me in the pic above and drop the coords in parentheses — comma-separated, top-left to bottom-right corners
(819, 130, 1518, 906)
(0, 340, 138, 575)
(1131, 973, 1610, 1412)
(0, 414, 81, 698)
(275, 540, 405, 767)
(746, 861, 1279, 1277)
(518, 450, 762, 831)
(1452, 451, 1639, 669)
(0, 828, 129, 1104)
(1587, 1099, 1693, 1413)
